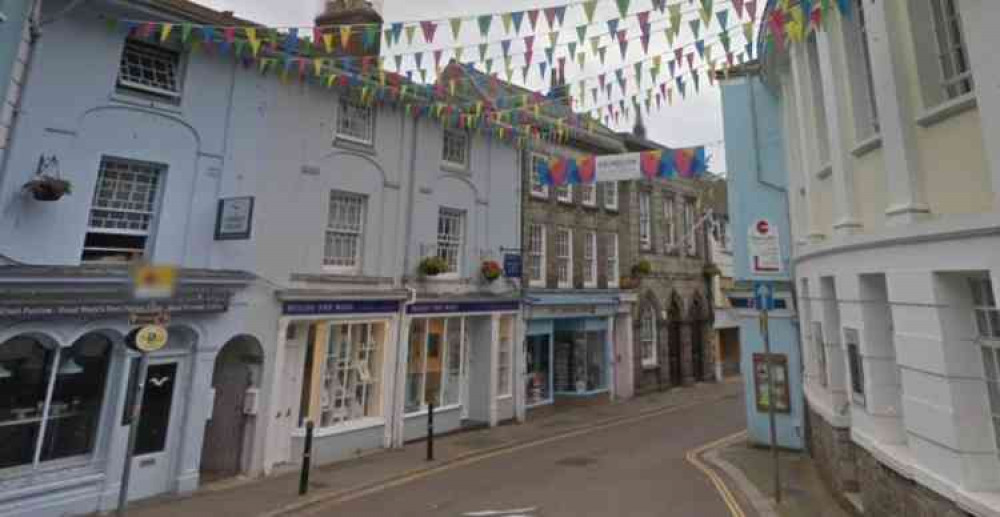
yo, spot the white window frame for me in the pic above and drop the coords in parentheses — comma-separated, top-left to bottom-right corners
(497, 315, 515, 398)
(603, 181, 619, 210)
(335, 96, 375, 146)
(529, 153, 549, 199)
(844, 327, 866, 406)
(556, 227, 573, 288)
(806, 34, 831, 166)
(555, 184, 573, 204)
(846, 0, 880, 139)
(528, 224, 546, 287)
(581, 183, 597, 207)
(640, 307, 658, 368)
(117, 39, 182, 99)
(639, 190, 652, 250)
(437, 208, 465, 278)
(324, 191, 367, 273)
(318, 322, 386, 428)
(664, 196, 677, 252)
(83, 157, 164, 262)
(442, 129, 470, 169)
(583, 231, 597, 288)
(971, 277, 1000, 455)
(405, 317, 468, 414)
(929, 0, 974, 101)
(606, 233, 619, 288)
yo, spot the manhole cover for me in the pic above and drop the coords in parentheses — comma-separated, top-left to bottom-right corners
(555, 456, 597, 467)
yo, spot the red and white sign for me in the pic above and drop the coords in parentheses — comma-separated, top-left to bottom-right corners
(748, 218, 782, 274)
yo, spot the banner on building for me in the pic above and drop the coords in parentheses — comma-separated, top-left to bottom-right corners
(536, 147, 708, 187)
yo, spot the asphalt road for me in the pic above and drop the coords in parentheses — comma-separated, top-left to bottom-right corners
(299, 393, 746, 517)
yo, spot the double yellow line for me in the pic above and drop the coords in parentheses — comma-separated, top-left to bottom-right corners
(685, 430, 749, 517)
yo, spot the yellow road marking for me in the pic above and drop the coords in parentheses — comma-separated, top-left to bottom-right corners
(685, 430, 750, 517)
(272, 392, 740, 516)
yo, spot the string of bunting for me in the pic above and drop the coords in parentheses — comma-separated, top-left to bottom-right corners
(535, 146, 709, 187)
(758, 0, 851, 54)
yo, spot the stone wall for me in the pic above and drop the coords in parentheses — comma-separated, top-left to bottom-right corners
(807, 405, 974, 517)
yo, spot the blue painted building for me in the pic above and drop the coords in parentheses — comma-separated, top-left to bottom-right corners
(718, 63, 804, 450)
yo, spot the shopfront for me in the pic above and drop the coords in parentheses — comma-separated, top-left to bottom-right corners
(277, 297, 405, 467)
(398, 299, 520, 445)
(524, 294, 625, 408)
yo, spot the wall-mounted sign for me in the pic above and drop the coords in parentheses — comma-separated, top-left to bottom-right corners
(282, 300, 401, 316)
(131, 264, 177, 300)
(408, 300, 520, 315)
(215, 196, 255, 241)
(753, 353, 790, 414)
(748, 218, 782, 274)
(133, 325, 169, 353)
(503, 254, 522, 278)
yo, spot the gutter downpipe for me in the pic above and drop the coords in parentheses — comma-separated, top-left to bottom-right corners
(0, 0, 44, 195)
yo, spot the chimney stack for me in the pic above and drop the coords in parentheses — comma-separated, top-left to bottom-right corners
(315, 0, 384, 59)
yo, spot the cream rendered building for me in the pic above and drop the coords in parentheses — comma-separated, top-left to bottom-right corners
(760, 0, 1000, 515)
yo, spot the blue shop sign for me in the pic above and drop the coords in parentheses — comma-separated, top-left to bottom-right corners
(283, 300, 401, 316)
(408, 300, 520, 315)
(503, 254, 523, 278)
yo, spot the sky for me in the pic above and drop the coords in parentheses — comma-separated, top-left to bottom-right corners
(198, 0, 744, 173)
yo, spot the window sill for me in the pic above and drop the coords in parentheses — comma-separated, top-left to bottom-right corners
(583, 282, 598, 289)
(582, 202, 598, 209)
(605, 206, 619, 212)
(321, 266, 361, 276)
(333, 136, 376, 155)
(530, 191, 550, 200)
(441, 162, 470, 174)
(405, 404, 461, 418)
(816, 162, 833, 180)
(497, 394, 513, 401)
(293, 417, 384, 438)
(557, 199, 573, 205)
(851, 134, 883, 157)
(917, 93, 977, 128)
(642, 363, 660, 370)
(109, 91, 183, 114)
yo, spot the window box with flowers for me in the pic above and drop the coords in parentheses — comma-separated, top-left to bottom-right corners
(418, 256, 449, 277)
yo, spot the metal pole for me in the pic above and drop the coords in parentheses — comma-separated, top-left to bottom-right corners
(117, 354, 149, 517)
(426, 402, 435, 461)
(762, 311, 782, 504)
(299, 420, 314, 496)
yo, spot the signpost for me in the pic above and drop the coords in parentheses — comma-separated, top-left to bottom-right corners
(754, 281, 782, 503)
(118, 265, 177, 516)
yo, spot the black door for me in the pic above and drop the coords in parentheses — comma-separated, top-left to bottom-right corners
(669, 322, 682, 386)
(692, 322, 704, 382)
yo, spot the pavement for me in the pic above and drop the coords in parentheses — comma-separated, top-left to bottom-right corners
(698, 435, 855, 517)
(121, 379, 745, 517)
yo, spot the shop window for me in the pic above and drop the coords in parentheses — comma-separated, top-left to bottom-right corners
(525, 335, 551, 406)
(497, 316, 514, 397)
(583, 231, 597, 288)
(0, 334, 111, 473)
(812, 321, 829, 387)
(528, 224, 546, 287)
(845, 328, 866, 406)
(603, 181, 618, 210)
(406, 317, 466, 413)
(605, 233, 619, 288)
(83, 157, 164, 263)
(556, 227, 572, 288)
(639, 191, 651, 251)
(317, 323, 384, 427)
(117, 39, 182, 99)
(529, 153, 549, 199)
(335, 97, 374, 145)
(437, 208, 465, 277)
(324, 192, 367, 272)
(442, 129, 469, 169)
(640, 307, 658, 367)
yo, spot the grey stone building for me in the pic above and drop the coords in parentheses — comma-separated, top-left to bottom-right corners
(617, 119, 715, 394)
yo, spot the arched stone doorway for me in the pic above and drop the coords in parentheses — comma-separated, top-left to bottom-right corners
(667, 295, 683, 387)
(200, 335, 263, 482)
(691, 297, 706, 382)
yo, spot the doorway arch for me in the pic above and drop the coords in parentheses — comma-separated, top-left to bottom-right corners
(690, 296, 707, 382)
(200, 335, 263, 481)
(667, 294, 683, 387)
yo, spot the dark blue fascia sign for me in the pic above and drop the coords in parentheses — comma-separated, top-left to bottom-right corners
(753, 282, 775, 312)
(408, 301, 520, 315)
(283, 300, 401, 316)
(503, 253, 523, 278)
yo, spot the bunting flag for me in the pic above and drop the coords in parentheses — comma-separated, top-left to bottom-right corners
(669, 4, 683, 37)
(607, 19, 620, 37)
(576, 25, 587, 45)
(733, 0, 746, 18)
(689, 19, 701, 39)
(695, 40, 706, 59)
(536, 148, 707, 186)
(544, 7, 557, 29)
(501, 12, 513, 34)
(616, 0, 631, 18)
(554, 6, 568, 26)
(548, 31, 559, 47)
(477, 15, 493, 37)
(717, 9, 730, 30)
(747, 0, 758, 21)
(420, 21, 437, 43)
(590, 36, 601, 55)
(653, 0, 667, 13)
(583, 0, 598, 23)
(617, 31, 628, 60)
(511, 11, 525, 34)
(405, 25, 416, 45)
(450, 18, 463, 40)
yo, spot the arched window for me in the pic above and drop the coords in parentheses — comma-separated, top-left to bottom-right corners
(0, 333, 111, 472)
(640, 307, 658, 368)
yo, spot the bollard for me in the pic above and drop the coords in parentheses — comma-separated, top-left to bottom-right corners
(426, 402, 435, 461)
(299, 420, 314, 496)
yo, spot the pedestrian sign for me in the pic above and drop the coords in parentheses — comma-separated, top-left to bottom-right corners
(753, 281, 775, 312)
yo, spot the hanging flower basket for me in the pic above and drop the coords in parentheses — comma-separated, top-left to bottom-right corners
(23, 175, 72, 202)
(631, 260, 652, 277)
(418, 256, 449, 277)
(481, 260, 502, 283)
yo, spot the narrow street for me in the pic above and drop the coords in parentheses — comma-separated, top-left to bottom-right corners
(298, 393, 745, 517)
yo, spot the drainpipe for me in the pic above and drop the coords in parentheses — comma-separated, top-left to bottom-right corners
(0, 0, 44, 190)
(389, 286, 417, 448)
